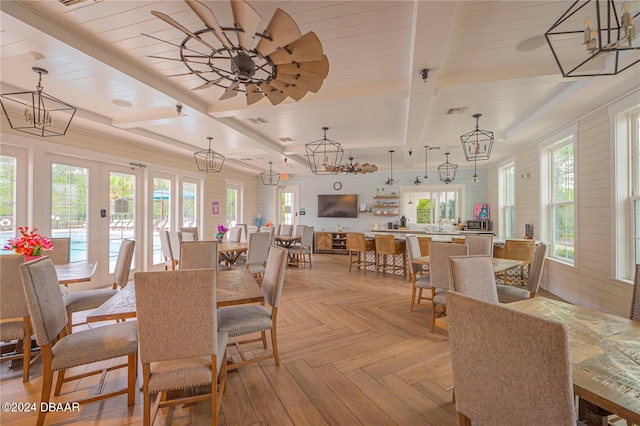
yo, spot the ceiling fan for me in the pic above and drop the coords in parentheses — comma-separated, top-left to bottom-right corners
(148, 0, 329, 106)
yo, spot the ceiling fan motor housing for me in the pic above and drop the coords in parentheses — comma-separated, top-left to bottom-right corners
(231, 52, 257, 82)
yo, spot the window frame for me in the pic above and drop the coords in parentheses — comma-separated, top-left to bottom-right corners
(225, 179, 244, 227)
(498, 160, 516, 239)
(0, 145, 28, 237)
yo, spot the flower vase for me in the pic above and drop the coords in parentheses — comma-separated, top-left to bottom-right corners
(24, 255, 42, 262)
(216, 236, 224, 243)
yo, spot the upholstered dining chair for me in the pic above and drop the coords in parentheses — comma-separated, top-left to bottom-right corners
(64, 239, 135, 332)
(294, 224, 306, 238)
(180, 231, 195, 242)
(135, 268, 227, 426)
(497, 243, 547, 303)
(428, 242, 468, 332)
(374, 234, 406, 278)
(236, 223, 248, 242)
(279, 224, 293, 236)
(1, 254, 38, 382)
(447, 291, 577, 426)
(631, 264, 640, 322)
(448, 255, 498, 303)
(346, 233, 375, 274)
(287, 226, 314, 268)
(238, 231, 271, 279)
(180, 240, 218, 271)
(406, 235, 433, 312)
(20, 257, 138, 426)
(464, 235, 493, 256)
(159, 230, 174, 270)
(180, 226, 199, 241)
(217, 245, 288, 371)
(227, 226, 243, 242)
(47, 237, 71, 264)
(168, 231, 182, 269)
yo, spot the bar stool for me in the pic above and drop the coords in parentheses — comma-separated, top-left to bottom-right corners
(374, 234, 406, 279)
(503, 239, 535, 285)
(347, 233, 375, 274)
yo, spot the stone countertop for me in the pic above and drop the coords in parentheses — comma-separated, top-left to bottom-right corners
(369, 229, 494, 236)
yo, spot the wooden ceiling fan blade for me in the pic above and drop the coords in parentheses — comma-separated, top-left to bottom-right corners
(219, 82, 240, 100)
(274, 73, 323, 93)
(260, 83, 288, 105)
(276, 55, 329, 79)
(192, 77, 224, 90)
(255, 9, 302, 57)
(269, 79, 307, 101)
(268, 32, 324, 65)
(151, 11, 217, 52)
(231, 0, 261, 50)
(245, 83, 264, 105)
(184, 0, 232, 48)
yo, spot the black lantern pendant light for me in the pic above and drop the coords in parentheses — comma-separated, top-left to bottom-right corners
(385, 150, 395, 186)
(438, 152, 458, 184)
(0, 67, 76, 137)
(260, 161, 281, 186)
(460, 113, 493, 161)
(305, 127, 344, 175)
(194, 137, 225, 173)
(423, 145, 440, 182)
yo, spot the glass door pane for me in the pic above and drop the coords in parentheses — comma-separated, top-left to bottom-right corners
(51, 163, 89, 262)
(182, 181, 197, 228)
(152, 178, 171, 265)
(109, 171, 136, 273)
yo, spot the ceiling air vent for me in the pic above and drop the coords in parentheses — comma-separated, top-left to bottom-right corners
(57, 0, 102, 9)
(248, 117, 268, 124)
(279, 137, 295, 143)
(446, 107, 467, 115)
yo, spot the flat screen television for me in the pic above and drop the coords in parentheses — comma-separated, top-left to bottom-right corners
(317, 194, 358, 218)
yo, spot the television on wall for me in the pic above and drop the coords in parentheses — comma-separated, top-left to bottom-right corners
(318, 194, 358, 218)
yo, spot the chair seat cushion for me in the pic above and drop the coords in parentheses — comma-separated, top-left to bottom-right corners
(496, 285, 531, 303)
(415, 275, 432, 289)
(0, 320, 25, 341)
(247, 263, 265, 275)
(52, 321, 138, 370)
(64, 288, 117, 313)
(433, 288, 448, 304)
(218, 305, 272, 337)
(148, 331, 228, 393)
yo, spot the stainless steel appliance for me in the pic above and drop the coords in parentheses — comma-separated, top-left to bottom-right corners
(466, 220, 490, 231)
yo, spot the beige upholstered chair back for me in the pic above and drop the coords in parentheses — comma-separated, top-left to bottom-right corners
(261, 245, 288, 309)
(227, 226, 243, 242)
(19, 257, 68, 347)
(260, 226, 276, 245)
(279, 224, 293, 236)
(294, 225, 306, 237)
(246, 232, 270, 265)
(179, 241, 218, 271)
(405, 235, 421, 275)
(417, 237, 432, 256)
(631, 264, 640, 322)
(429, 242, 468, 291)
(505, 239, 535, 263)
(465, 235, 493, 256)
(47, 237, 70, 264)
(300, 226, 314, 249)
(180, 226, 199, 241)
(168, 231, 182, 261)
(526, 243, 547, 293)
(135, 269, 217, 364)
(448, 255, 498, 303)
(159, 230, 173, 259)
(181, 231, 195, 242)
(113, 239, 135, 288)
(1, 254, 30, 329)
(447, 291, 575, 425)
(236, 224, 248, 242)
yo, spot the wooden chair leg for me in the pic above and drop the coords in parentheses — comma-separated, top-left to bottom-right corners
(127, 353, 136, 406)
(38, 349, 54, 426)
(458, 412, 472, 426)
(142, 363, 152, 426)
(410, 280, 417, 312)
(54, 368, 66, 396)
(348, 251, 353, 272)
(271, 324, 280, 366)
(261, 330, 268, 349)
(22, 319, 31, 382)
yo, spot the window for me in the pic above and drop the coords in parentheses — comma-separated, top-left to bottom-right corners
(611, 95, 639, 281)
(109, 171, 136, 272)
(499, 164, 516, 239)
(182, 181, 198, 228)
(152, 177, 171, 265)
(404, 186, 464, 226)
(0, 155, 17, 239)
(51, 163, 89, 262)
(546, 139, 575, 263)
(226, 180, 243, 227)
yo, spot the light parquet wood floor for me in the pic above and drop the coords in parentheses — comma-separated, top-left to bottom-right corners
(2, 254, 459, 425)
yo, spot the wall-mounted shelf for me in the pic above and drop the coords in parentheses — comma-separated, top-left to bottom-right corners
(373, 195, 399, 216)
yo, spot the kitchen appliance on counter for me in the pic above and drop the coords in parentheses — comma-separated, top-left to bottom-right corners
(466, 219, 491, 231)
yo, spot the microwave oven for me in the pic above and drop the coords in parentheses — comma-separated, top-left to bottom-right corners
(466, 220, 490, 231)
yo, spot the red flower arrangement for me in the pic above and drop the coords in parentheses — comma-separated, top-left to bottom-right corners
(4, 226, 53, 256)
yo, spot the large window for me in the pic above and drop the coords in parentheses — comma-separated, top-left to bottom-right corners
(182, 181, 198, 228)
(0, 155, 17, 240)
(152, 177, 171, 264)
(404, 187, 463, 226)
(109, 171, 136, 272)
(499, 164, 516, 239)
(226, 181, 243, 226)
(51, 163, 89, 262)
(549, 141, 575, 263)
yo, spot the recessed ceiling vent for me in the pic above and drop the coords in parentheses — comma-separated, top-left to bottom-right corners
(279, 137, 295, 143)
(57, 0, 102, 9)
(446, 107, 467, 115)
(248, 117, 268, 124)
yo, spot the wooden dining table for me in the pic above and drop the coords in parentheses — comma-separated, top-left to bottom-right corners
(410, 256, 524, 274)
(54, 261, 97, 286)
(217, 241, 248, 265)
(86, 268, 263, 323)
(274, 235, 300, 248)
(507, 297, 640, 424)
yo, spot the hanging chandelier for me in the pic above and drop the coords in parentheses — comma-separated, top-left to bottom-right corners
(460, 114, 493, 161)
(194, 137, 225, 173)
(385, 150, 395, 186)
(545, 0, 639, 77)
(260, 161, 281, 186)
(0, 67, 76, 137)
(438, 152, 458, 184)
(148, 0, 328, 105)
(338, 156, 378, 174)
(423, 145, 440, 182)
(305, 127, 344, 175)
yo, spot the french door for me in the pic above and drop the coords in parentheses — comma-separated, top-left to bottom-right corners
(275, 185, 299, 226)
